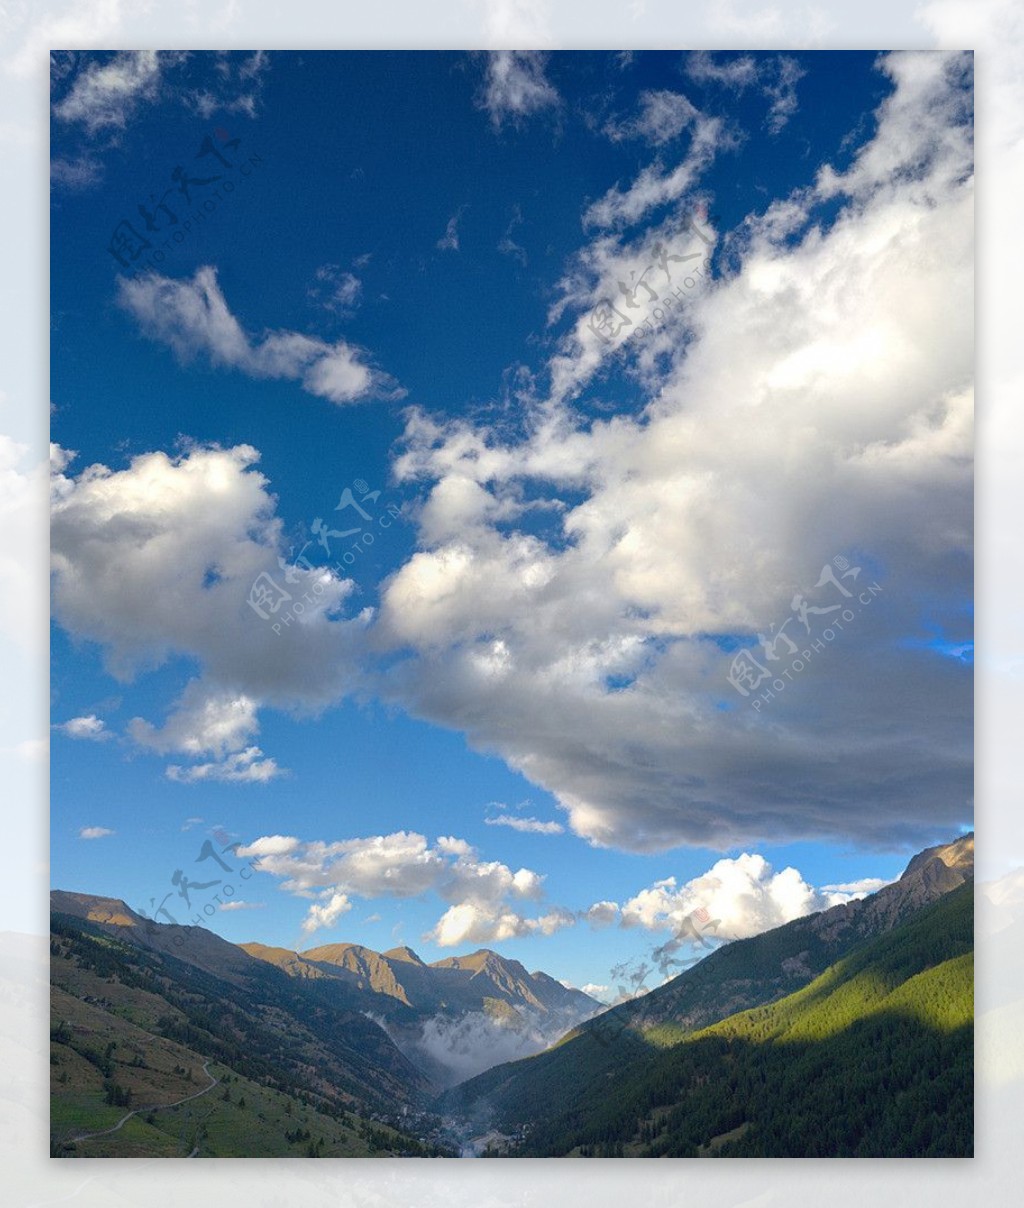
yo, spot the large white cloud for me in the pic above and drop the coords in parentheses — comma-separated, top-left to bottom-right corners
(237, 830, 566, 943)
(617, 853, 888, 939)
(50, 441, 373, 780)
(375, 50, 974, 854)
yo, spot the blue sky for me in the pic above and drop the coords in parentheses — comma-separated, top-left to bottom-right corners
(50, 50, 973, 997)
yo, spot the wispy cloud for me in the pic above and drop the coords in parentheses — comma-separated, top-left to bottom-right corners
(486, 814, 564, 835)
(52, 49, 166, 134)
(685, 51, 806, 135)
(497, 204, 527, 264)
(118, 266, 404, 406)
(437, 208, 466, 252)
(602, 89, 699, 146)
(478, 51, 559, 130)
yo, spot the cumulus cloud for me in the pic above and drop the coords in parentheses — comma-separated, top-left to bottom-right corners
(428, 903, 574, 948)
(54, 714, 110, 741)
(617, 853, 880, 939)
(129, 681, 259, 757)
(478, 51, 559, 129)
(599, 853, 894, 981)
(584, 900, 620, 928)
(79, 826, 114, 840)
(375, 51, 974, 854)
(301, 891, 352, 933)
(219, 899, 265, 912)
(50, 442, 376, 780)
(237, 829, 566, 941)
(117, 267, 402, 405)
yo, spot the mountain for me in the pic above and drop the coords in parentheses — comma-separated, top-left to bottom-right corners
(240, 940, 600, 1087)
(49, 895, 450, 1157)
(442, 835, 974, 1152)
(448, 882, 973, 1157)
(49, 889, 599, 1155)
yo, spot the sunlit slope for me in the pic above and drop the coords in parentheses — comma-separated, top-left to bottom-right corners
(449, 882, 973, 1157)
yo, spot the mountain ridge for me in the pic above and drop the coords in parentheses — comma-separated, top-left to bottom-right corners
(443, 834, 973, 1128)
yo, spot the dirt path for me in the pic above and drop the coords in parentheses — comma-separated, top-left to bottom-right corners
(69, 1059, 219, 1146)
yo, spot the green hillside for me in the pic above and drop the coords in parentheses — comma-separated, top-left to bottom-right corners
(448, 882, 973, 1157)
(50, 911, 454, 1157)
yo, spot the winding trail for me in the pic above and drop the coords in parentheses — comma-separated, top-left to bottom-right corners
(69, 1059, 219, 1146)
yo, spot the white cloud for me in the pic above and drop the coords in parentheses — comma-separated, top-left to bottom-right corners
(603, 89, 699, 146)
(437, 209, 465, 252)
(50, 442, 378, 783)
(79, 826, 114, 840)
(376, 51, 974, 854)
(301, 891, 351, 933)
(50, 154, 102, 190)
(485, 814, 564, 834)
(497, 204, 527, 264)
(308, 264, 363, 314)
(219, 899, 265, 911)
(52, 49, 164, 133)
(427, 902, 574, 948)
(166, 746, 282, 784)
(49, 49, 269, 138)
(54, 714, 110, 741)
(185, 50, 269, 120)
(821, 877, 893, 896)
(685, 51, 805, 135)
(583, 111, 727, 229)
(618, 853, 878, 939)
(584, 900, 620, 928)
(129, 681, 260, 758)
(117, 267, 402, 406)
(581, 982, 610, 1001)
(478, 51, 559, 129)
(685, 51, 759, 90)
(237, 829, 563, 941)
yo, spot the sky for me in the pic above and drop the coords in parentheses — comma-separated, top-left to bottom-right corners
(49, 49, 973, 998)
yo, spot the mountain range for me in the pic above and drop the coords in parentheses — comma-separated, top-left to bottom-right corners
(50, 833, 973, 1157)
